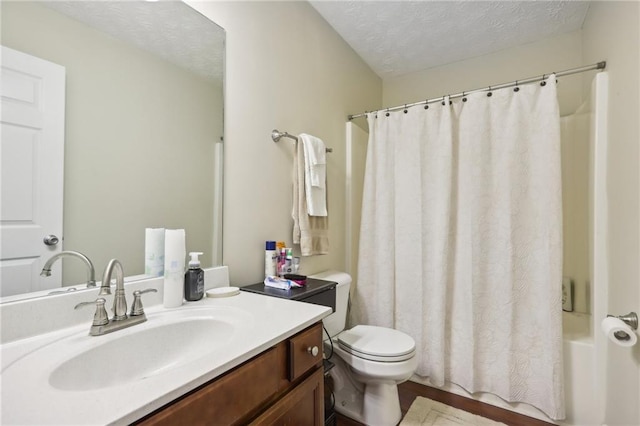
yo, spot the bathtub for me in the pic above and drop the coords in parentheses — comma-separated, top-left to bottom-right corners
(563, 311, 593, 343)
(409, 312, 598, 425)
(561, 311, 597, 425)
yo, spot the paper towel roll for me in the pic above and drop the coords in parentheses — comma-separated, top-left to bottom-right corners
(145, 228, 165, 277)
(163, 229, 186, 308)
(601, 317, 637, 347)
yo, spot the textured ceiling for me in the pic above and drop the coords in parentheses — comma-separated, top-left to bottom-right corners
(41, 0, 224, 84)
(309, 1, 590, 79)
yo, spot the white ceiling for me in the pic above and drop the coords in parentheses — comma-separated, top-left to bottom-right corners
(309, 1, 591, 79)
(42, 0, 224, 83)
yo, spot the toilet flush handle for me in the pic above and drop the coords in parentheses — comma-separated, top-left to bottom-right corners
(307, 346, 319, 357)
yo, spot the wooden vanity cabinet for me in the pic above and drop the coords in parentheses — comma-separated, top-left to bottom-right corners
(135, 322, 324, 426)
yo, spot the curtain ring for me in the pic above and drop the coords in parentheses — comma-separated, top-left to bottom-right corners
(462, 92, 467, 102)
(441, 96, 446, 106)
(385, 108, 390, 117)
(540, 74, 547, 86)
(424, 100, 429, 110)
(514, 80, 520, 92)
(403, 104, 408, 114)
(487, 86, 493, 97)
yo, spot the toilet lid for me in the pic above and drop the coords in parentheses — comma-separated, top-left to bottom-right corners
(337, 325, 415, 362)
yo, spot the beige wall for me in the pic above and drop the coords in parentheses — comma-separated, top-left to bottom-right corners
(582, 2, 640, 425)
(188, 1, 382, 286)
(2, 2, 223, 285)
(383, 30, 585, 117)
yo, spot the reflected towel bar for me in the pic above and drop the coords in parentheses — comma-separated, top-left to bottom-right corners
(271, 129, 333, 153)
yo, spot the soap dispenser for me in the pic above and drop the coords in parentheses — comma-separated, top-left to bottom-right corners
(184, 252, 204, 301)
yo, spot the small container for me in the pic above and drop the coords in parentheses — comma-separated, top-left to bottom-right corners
(284, 273, 307, 286)
(276, 242, 286, 266)
(265, 241, 277, 278)
(184, 252, 204, 301)
(284, 249, 294, 275)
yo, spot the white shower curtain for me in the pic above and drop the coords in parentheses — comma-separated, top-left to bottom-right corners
(355, 77, 565, 419)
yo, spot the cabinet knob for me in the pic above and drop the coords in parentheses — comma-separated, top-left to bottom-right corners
(307, 346, 319, 357)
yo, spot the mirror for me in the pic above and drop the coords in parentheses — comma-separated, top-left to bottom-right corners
(0, 1, 224, 301)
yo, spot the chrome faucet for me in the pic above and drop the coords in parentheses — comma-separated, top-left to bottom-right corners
(104, 259, 127, 320)
(41, 250, 97, 289)
(75, 258, 157, 336)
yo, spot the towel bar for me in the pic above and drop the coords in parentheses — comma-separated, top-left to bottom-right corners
(272, 129, 333, 153)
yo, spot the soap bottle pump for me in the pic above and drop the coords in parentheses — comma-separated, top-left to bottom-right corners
(184, 252, 204, 301)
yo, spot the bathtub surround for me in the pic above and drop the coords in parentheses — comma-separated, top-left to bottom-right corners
(582, 4, 640, 425)
(560, 110, 590, 314)
(356, 77, 564, 419)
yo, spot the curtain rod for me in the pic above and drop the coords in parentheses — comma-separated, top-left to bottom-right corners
(348, 61, 606, 120)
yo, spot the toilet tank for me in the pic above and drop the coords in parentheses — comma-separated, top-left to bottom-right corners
(309, 270, 351, 338)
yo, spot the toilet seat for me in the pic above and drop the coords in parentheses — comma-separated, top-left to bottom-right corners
(337, 325, 415, 362)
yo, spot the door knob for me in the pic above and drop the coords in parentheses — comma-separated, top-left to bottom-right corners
(43, 234, 59, 246)
(307, 346, 319, 357)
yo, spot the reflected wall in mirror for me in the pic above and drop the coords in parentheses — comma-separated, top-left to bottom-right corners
(1, 1, 224, 301)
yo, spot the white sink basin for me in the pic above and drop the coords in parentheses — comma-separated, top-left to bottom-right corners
(3, 305, 253, 392)
(0, 290, 332, 426)
(50, 317, 235, 391)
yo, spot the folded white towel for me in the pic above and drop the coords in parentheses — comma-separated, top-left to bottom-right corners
(299, 133, 327, 216)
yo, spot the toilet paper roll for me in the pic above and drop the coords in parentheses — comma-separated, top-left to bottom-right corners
(601, 317, 638, 347)
(144, 228, 165, 277)
(163, 229, 186, 308)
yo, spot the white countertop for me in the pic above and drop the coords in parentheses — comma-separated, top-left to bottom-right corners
(0, 291, 331, 425)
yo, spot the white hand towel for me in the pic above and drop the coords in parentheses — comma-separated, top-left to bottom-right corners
(292, 140, 329, 256)
(300, 133, 326, 188)
(299, 133, 327, 216)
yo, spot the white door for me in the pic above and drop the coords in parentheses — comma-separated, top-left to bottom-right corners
(0, 46, 66, 297)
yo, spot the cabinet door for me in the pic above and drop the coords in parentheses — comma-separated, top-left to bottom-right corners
(288, 323, 323, 381)
(137, 347, 281, 426)
(250, 367, 324, 426)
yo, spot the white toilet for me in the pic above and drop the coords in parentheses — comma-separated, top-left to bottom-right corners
(311, 271, 417, 426)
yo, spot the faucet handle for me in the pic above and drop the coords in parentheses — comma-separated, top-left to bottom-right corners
(75, 298, 109, 326)
(130, 288, 158, 316)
